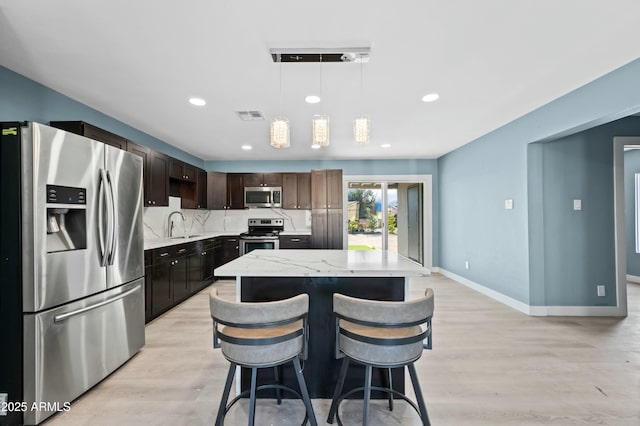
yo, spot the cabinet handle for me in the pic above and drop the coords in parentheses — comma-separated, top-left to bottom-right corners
(152, 201, 156, 205)
(178, 248, 187, 253)
(159, 252, 169, 257)
(228, 239, 237, 242)
(291, 238, 300, 242)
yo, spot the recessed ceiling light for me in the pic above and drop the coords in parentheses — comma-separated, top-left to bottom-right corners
(305, 95, 321, 104)
(189, 97, 206, 106)
(381, 144, 391, 148)
(421, 93, 439, 103)
(241, 145, 252, 150)
(311, 144, 321, 149)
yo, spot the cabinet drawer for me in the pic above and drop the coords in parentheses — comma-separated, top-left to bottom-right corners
(280, 235, 312, 249)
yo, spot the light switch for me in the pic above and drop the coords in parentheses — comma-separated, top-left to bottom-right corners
(573, 199, 582, 210)
(504, 199, 513, 210)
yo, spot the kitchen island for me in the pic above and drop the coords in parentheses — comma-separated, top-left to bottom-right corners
(214, 249, 430, 399)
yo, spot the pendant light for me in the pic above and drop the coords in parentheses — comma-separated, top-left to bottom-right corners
(271, 62, 290, 148)
(312, 55, 330, 147)
(353, 56, 370, 145)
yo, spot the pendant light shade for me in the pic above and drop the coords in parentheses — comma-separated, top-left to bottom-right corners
(270, 117, 290, 148)
(312, 115, 330, 147)
(353, 115, 370, 145)
(354, 54, 370, 145)
(271, 62, 290, 148)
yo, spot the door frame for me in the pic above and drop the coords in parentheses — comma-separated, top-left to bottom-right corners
(343, 174, 433, 269)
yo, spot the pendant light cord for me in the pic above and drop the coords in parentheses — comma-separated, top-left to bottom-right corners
(279, 61, 283, 117)
(360, 58, 364, 115)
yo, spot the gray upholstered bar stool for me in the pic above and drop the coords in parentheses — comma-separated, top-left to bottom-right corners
(209, 289, 317, 426)
(327, 289, 434, 426)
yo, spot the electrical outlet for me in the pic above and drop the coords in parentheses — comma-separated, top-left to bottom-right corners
(0, 393, 7, 416)
(597, 285, 605, 297)
(465, 260, 470, 270)
(504, 199, 513, 210)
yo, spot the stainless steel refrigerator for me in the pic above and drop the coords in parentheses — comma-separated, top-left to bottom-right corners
(0, 122, 145, 425)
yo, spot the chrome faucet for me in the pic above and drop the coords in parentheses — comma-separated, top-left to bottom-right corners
(168, 211, 185, 237)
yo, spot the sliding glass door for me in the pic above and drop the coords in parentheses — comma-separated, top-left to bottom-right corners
(346, 180, 424, 264)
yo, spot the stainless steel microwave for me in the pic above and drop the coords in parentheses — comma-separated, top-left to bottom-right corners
(244, 187, 282, 208)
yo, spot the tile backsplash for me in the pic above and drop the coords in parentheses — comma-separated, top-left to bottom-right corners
(143, 197, 311, 241)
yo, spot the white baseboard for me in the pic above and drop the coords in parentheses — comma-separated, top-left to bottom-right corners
(439, 268, 531, 315)
(430, 266, 440, 273)
(439, 268, 624, 317)
(627, 274, 640, 284)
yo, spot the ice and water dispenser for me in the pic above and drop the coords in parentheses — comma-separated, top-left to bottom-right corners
(46, 184, 87, 252)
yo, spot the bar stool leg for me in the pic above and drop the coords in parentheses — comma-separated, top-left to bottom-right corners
(363, 365, 373, 426)
(407, 363, 431, 426)
(274, 365, 282, 405)
(293, 357, 317, 426)
(386, 368, 394, 411)
(248, 367, 258, 426)
(327, 358, 350, 424)
(215, 363, 236, 426)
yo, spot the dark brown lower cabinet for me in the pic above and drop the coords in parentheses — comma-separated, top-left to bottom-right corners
(145, 240, 217, 323)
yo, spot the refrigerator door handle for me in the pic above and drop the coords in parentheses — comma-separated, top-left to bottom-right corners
(53, 285, 140, 323)
(106, 170, 117, 265)
(98, 169, 109, 266)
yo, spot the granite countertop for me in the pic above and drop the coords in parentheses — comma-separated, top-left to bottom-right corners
(214, 249, 430, 277)
(144, 230, 312, 250)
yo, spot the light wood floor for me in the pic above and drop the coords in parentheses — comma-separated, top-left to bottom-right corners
(46, 275, 640, 425)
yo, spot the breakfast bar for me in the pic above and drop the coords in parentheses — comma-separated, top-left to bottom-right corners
(214, 249, 430, 399)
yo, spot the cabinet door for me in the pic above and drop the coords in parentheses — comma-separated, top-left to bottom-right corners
(169, 158, 183, 180)
(311, 170, 327, 209)
(327, 209, 344, 249)
(297, 173, 312, 209)
(144, 265, 153, 323)
(326, 169, 343, 209)
(148, 150, 170, 206)
(182, 163, 196, 182)
(207, 171, 227, 209)
(242, 173, 262, 187)
(126, 141, 152, 205)
(151, 260, 173, 316)
(202, 245, 214, 283)
(172, 252, 190, 303)
(188, 249, 202, 294)
(222, 238, 240, 264)
(197, 168, 207, 209)
(227, 174, 245, 209)
(282, 173, 298, 209)
(263, 173, 282, 187)
(311, 209, 328, 249)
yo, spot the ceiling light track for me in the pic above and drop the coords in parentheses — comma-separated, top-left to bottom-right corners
(270, 47, 370, 63)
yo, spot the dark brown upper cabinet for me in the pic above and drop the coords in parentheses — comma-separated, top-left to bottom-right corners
(311, 169, 342, 209)
(207, 171, 228, 210)
(282, 172, 311, 210)
(127, 141, 169, 206)
(169, 158, 196, 182)
(196, 168, 207, 209)
(50, 121, 128, 150)
(242, 173, 282, 187)
(227, 173, 245, 209)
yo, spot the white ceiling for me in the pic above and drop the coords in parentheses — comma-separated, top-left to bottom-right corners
(1, 1, 639, 161)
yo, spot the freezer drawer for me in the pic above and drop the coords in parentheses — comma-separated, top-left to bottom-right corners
(22, 280, 144, 425)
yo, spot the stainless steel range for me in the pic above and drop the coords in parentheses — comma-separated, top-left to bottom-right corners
(239, 218, 284, 255)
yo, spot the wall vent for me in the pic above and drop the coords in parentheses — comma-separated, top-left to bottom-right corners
(270, 47, 370, 63)
(236, 111, 265, 121)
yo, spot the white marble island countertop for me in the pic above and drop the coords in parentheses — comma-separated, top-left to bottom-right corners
(214, 249, 430, 277)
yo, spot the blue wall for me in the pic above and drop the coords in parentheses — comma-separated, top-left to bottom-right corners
(625, 148, 640, 277)
(0, 66, 203, 167)
(439, 57, 640, 305)
(532, 117, 640, 306)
